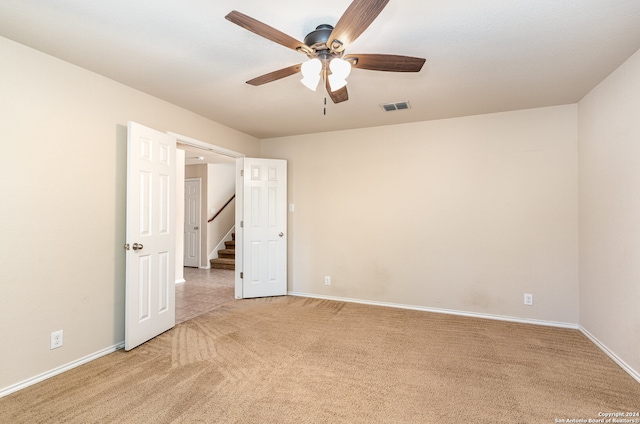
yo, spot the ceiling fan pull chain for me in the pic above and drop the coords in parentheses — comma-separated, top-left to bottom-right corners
(324, 97, 327, 116)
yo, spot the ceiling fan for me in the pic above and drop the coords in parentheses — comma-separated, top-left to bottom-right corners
(225, 0, 426, 104)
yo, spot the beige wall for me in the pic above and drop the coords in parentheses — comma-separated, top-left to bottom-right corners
(262, 105, 579, 325)
(0, 36, 259, 392)
(578, 48, 640, 375)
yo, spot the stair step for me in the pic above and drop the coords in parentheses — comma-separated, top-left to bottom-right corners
(210, 257, 235, 270)
(224, 240, 235, 249)
(218, 249, 235, 259)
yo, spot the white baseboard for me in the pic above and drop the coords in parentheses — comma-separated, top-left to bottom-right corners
(288, 292, 578, 329)
(0, 342, 125, 399)
(579, 326, 640, 384)
(175, 278, 186, 285)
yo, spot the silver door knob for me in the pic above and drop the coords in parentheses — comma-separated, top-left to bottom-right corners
(132, 243, 143, 251)
(279, 232, 284, 237)
(194, 227, 199, 230)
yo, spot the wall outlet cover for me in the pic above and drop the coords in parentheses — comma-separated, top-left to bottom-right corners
(524, 294, 533, 306)
(51, 330, 64, 349)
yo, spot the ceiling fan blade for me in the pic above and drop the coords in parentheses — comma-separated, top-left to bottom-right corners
(327, 0, 390, 53)
(325, 78, 349, 104)
(345, 54, 426, 72)
(246, 64, 303, 86)
(225, 11, 310, 54)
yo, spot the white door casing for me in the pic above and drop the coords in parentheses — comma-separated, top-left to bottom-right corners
(236, 158, 287, 298)
(175, 149, 185, 284)
(183, 179, 200, 268)
(125, 121, 176, 351)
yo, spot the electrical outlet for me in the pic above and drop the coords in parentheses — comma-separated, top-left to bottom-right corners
(524, 294, 533, 306)
(51, 330, 63, 349)
(324, 276, 331, 286)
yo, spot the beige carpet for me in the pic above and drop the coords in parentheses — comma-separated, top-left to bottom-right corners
(2, 296, 639, 423)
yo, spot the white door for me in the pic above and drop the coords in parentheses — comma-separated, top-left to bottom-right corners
(236, 158, 287, 298)
(125, 121, 176, 351)
(183, 179, 200, 268)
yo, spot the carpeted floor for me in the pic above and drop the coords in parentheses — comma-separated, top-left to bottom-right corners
(1, 296, 639, 423)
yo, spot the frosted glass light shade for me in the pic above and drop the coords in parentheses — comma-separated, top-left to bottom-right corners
(328, 74, 347, 91)
(329, 58, 351, 79)
(301, 74, 321, 91)
(328, 58, 351, 91)
(300, 58, 322, 91)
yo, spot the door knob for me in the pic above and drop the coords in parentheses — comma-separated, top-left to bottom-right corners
(279, 232, 284, 237)
(194, 227, 199, 230)
(132, 243, 144, 251)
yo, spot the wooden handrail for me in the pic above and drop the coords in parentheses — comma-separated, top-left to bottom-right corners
(208, 194, 236, 223)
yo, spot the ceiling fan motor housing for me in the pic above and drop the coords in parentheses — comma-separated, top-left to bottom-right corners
(304, 24, 334, 54)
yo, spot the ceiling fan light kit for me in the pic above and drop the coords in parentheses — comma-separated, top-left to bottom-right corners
(225, 0, 425, 104)
(328, 58, 352, 91)
(300, 58, 322, 91)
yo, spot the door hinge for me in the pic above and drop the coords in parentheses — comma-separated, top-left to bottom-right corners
(124, 243, 130, 250)
(240, 170, 244, 177)
(240, 220, 243, 228)
(240, 272, 243, 279)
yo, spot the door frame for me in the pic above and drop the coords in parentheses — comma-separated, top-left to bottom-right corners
(169, 132, 246, 160)
(170, 131, 245, 277)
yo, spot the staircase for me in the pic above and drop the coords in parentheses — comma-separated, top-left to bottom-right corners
(210, 234, 235, 270)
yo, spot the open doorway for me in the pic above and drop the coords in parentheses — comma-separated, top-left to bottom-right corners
(175, 267, 234, 324)
(173, 133, 244, 323)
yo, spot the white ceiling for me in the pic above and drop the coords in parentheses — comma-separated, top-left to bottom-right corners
(1, 0, 639, 139)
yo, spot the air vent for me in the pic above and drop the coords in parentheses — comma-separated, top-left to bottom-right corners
(381, 101, 411, 112)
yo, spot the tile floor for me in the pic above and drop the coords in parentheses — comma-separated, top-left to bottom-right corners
(175, 267, 235, 324)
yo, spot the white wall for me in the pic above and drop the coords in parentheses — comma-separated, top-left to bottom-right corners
(262, 105, 579, 325)
(578, 48, 640, 377)
(207, 163, 236, 258)
(0, 36, 259, 394)
(207, 163, 236, 211)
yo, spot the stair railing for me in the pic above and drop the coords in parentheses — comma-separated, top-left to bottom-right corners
(208, 194, 236, 223)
